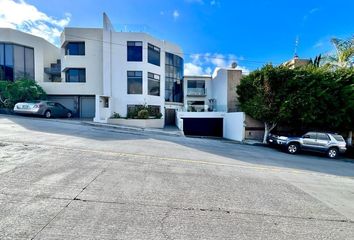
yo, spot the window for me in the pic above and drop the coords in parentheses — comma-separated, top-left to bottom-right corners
(14, 45, 25, 80)
(65, 68, 86, 82)
(165, 52, 184, 102)
(127, 71, 142, 94)
(4, 44, 13, 81)
(0, 43, 4, 80)
(148, 43, 160, 66)
(148, 72, 160, 96)
(0, 43, 34, 81)
(187, 80, 206, 96)
(332, 134, 345, 142)
(65, 42, 85, 55)
(303, 132, 316, 139)
(317, 133, 330, 141)
(24, 48, 34, 79)
(127, 41, 142, 62)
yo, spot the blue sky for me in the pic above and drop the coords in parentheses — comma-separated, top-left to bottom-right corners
(1, 0, 353, 75)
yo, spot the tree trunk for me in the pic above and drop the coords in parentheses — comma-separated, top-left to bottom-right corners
(263, 122, 277, 144)
(347, 130, 353, 146)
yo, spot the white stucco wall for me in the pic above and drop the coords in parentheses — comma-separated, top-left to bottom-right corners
(0, 28, 60, 83)
(100, 29, 183, 119)
(223, 112, 245, 141)
(211, 68, 228, 111)
(43, 28, 104, 96)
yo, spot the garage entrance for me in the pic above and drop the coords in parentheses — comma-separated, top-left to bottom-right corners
(183, 118, 223, 137)
(80, 96, 95, 118)
(47, 95, 95, 118)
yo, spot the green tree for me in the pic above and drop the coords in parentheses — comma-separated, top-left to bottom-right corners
(237, 65, 354, 144)
(237, 64, 292, 143)
(0, 79, 47, 109)
(322, 36, 354, 145)
(322, 37, 354, 69)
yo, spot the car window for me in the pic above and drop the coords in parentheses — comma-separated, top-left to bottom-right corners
(304, 132, 316, 139)
(54, 103, 64, 109)
(317, 133, 329, 141)
(47, 102, 55, 107)
(332, 134, 345, 142)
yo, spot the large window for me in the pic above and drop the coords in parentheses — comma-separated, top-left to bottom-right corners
(127, 71, 142, 94)
(148, 72, 160, 96)
(165, 52, 184, 103)
(127, 41, 142, 62)
(0, 43, 34, 81)
(65, 42, 85, 55)
(148, 43, 160, 66)
(65, 68, 86, 82)
(187, 80, 206, 96)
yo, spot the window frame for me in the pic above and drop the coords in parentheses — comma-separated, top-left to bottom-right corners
(65, 42, 85, 56)
(148, 43, 161, 66)
(147, 72, 160, 96)
(127, 41, 143, 62)
(127, 70, 143, 94)
(65, 68, 86, 83)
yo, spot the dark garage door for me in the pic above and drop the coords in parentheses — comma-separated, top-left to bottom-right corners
(183, 118, 223, 137)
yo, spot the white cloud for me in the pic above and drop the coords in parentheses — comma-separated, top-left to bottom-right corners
(173, 10, 180, 20)
(185, 53, 250, 76)
(0, 0, 70, 46)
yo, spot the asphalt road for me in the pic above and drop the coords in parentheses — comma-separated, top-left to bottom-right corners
(1, 115, 354, 239)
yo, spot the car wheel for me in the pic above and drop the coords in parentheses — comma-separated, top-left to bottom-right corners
(44, 110, 51, 118)
(287, 143, 299, 154)
(67, 112, 72, 118)
(327, 147, 338, 158)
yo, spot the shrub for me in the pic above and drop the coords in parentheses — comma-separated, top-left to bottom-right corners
(155, 112, 163, 119)
(0, 79, 46, 109)
(137, 109, 149, 119)
(110, 112, 121, 119)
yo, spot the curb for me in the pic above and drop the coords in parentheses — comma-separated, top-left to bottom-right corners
(81, 121, 184, 137)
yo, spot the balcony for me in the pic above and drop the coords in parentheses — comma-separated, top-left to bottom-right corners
(187, 88, 207, 97)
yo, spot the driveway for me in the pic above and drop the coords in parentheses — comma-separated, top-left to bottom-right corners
(1, 115, 354, 239)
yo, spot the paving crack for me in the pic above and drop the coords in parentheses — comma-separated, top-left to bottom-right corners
(29, 168, 106, 240)
(160, 207, 173, 240)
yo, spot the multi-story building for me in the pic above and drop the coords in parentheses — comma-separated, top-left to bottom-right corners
(0, 13, 184, 121)
(0, 13, 247, 141)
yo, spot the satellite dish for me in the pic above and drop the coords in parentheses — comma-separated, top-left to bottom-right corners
(231, 62, 237, 68)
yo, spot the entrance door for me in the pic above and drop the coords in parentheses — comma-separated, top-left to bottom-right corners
(165, 109, 176, 126)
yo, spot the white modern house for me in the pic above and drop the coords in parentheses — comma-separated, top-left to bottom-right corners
(0, 13, 251, 141)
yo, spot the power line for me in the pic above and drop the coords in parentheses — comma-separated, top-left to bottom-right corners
(63, 33, 280, 65)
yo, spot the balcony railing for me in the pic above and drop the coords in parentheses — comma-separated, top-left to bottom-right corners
(187, 88, 207, 96)
(183, 104, 228, 112)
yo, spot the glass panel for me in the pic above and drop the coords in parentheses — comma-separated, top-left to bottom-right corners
(317, 133, 329, 141)
(148, 44, 160, 66)
(4, 44, 13, 81)
(127, 41, 142, 62)
(65, 42, 85, 55)
(165, 52, 184, 103)
(66, 69, 86, 82)
(14, 45, 25, 80)
(24, 48, 34, 80)
(148, 72, 160, 96)
(127, 71, 142, 94)
(0, 43, 4, 80)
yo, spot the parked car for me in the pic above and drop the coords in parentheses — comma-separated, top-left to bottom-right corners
(267, 131, 347, 158)
(14, 101, 72, 118)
